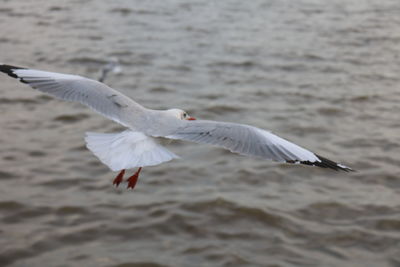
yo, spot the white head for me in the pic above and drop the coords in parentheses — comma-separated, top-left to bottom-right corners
(166, 108, 196, 120)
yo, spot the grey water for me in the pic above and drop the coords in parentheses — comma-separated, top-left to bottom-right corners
(0, 0, 399, 266)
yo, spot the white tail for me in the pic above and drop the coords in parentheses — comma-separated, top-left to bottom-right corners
(85, 131, 179, 171)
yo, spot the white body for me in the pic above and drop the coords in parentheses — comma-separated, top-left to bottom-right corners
(85, 131, 179, 171)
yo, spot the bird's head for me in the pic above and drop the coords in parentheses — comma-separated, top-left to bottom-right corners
(166, 108, 196, 121)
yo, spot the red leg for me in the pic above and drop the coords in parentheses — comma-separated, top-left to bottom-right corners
(127, 167, 142, 189)
(113, 169, 125, 187)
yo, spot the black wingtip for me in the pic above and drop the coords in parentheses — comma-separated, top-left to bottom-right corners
(309, 154, 355, 172)
(0, 64, 27, 79)
(289, 154, 355, 172)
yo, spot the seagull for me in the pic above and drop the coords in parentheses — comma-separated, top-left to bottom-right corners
(0, 64, 354, 189)
(98, 57, 121, 83)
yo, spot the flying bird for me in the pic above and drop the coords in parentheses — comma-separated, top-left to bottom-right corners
(0, 64, 353, 189)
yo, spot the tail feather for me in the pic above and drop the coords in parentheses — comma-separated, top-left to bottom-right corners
(85, 131, 179, 171)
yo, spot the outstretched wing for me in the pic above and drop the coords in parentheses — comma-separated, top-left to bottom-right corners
(0, 64, 144, 128)
(166, 120, 353, 171)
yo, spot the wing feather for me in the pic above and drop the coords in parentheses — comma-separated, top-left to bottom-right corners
(0, 64, 145, 128)
(166, 120, 353, 171)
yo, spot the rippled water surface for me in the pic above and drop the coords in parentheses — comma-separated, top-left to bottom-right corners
(1, 0, 400, 266)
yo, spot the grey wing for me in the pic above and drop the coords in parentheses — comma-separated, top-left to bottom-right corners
(166, 120, 353, 171)
(0, 64, 144, 127)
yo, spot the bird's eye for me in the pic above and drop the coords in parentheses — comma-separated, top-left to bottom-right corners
(183, 113, 187, 118)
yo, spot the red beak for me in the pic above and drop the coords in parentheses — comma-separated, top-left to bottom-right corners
(188, 117, 196, 121)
